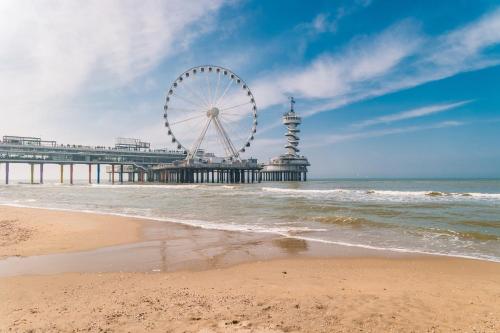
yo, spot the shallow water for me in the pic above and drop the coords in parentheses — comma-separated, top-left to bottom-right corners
(1, 179, 499, 262)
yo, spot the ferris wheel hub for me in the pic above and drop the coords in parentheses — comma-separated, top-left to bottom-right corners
(207, 107, 220, 118)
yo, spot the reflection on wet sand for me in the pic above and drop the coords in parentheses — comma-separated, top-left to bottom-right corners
(0, 218, 393, 277)
(272, 237, 308, 254)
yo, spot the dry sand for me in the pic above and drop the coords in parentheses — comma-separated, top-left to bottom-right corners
(0, 205, 499, 332)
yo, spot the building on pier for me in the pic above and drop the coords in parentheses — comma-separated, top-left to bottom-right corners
(261, 97, 310, 181)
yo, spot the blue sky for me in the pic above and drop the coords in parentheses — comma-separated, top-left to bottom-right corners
(1, 0, 500, 178)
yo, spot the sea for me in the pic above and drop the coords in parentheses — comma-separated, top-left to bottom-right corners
(1, 179, 499, 262)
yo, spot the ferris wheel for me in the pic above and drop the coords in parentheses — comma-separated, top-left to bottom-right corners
(163, 65, 257, 160)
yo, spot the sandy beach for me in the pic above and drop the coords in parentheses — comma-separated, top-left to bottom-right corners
(1, 205, 499, 332)
(0, 205, 142, 259)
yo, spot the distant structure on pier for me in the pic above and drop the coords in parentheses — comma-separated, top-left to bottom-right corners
(261, 97, 310, 181)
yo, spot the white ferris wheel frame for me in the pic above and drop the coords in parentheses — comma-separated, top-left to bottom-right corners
(163, 65, 258, 160)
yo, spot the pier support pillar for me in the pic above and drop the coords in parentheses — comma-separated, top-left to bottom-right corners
(97, 164, 101, 184)
(60, 164, 64, 184)
(70, 164, 74, 185)
(119, 165, 123, 184)
(30, 163, 34, 184)
(5, 162, 9, 185)
(88, 164, 92, 184)
(111, 165, 115, 184)
(40, 164, 44, 184)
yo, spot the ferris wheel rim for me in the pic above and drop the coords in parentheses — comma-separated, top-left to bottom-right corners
(163, 65, 258, 159)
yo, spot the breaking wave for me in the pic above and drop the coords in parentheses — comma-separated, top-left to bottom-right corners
(261, 187, 500, 201)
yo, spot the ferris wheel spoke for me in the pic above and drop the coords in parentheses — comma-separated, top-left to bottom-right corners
(220, 101, 252, 112)
(167, 107, 203, 113)
(192, 75, 213, 108)
(213, 71, 221, 106)
(177, 83, 210, 110)
(172, 92, 206, 110)
(169, 113, 206, 126)
(205, 73, 213, 107)
(220, 112, 242, 117)
(214, 78, 234, 107)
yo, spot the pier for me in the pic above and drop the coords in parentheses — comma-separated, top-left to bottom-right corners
(0, 136, 184, 184)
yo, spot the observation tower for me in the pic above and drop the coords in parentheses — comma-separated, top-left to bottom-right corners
(261, 97, 310, 181)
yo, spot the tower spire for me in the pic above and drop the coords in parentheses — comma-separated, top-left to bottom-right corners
(283, 97, 301, 156)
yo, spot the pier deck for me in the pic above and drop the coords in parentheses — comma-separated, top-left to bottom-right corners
(0, 136, 184, 184)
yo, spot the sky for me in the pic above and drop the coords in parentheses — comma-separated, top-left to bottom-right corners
(1, 0, 500, 178)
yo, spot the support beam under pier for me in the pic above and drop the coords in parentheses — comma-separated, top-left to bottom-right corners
(5, 162, 9, 185)
(40, 164, 44, 184)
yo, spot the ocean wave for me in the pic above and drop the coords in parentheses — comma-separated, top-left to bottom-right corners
(311, 216, 386, 228)
(262, 187, 344, 194)
(261, 187, 500, 201)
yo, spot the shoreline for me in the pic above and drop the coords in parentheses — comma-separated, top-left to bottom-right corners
(0, 205, 413, 277)
(1, 202, 498, 264)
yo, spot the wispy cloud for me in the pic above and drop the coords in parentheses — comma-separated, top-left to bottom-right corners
(299, 0, 374, 35)
(352, 100, 473, 128)
(304, 120, 465, 148)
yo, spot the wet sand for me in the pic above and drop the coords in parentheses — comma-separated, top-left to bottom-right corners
(0, 205, 142, 259)
(1, 205, 499, 332)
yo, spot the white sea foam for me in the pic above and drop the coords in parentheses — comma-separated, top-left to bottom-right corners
(262, 187, 345, 194)
(284, 235, 500, 263)
(260, 187, 500, 201)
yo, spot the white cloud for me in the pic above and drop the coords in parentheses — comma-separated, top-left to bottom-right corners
(352, 100, 472, 128)
(301, 0, 374, 36)
(0, 0, 227, 140)
(431, 8, 500, 67)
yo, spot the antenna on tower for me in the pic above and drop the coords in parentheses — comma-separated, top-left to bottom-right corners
(289, 96, 295, 113)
